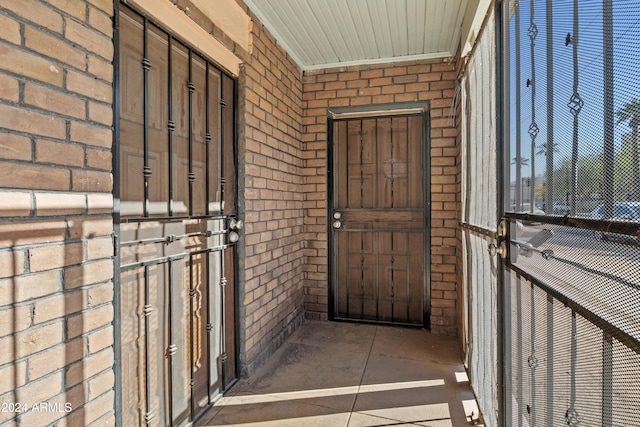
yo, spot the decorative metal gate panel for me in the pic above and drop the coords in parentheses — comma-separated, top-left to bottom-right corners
(329, 107, 429, 326)
(115, 4, 238, 426)
(500, 0, 640, 426)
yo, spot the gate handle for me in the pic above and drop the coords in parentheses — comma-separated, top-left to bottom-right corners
(488, 241, 507, 259)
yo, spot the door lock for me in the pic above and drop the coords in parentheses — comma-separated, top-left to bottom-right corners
(497, 219, 509, 238)
(332, 212, 343, 229)
(488, 241, 507, 259)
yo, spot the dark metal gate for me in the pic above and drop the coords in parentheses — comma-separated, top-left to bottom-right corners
(497, 0, 640, 426)
(328, 105, 430, 327)
(114, 4, 238, 425)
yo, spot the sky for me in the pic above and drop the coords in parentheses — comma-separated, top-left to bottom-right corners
(506, 0, 640, 183)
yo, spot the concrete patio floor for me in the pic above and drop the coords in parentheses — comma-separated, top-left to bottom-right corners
(196, 320, 481, 426)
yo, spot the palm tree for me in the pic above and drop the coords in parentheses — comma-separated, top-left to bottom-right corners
(616, 99, 640, 199)
(511, 156, 529, 166)
(536, 142, 559, 157)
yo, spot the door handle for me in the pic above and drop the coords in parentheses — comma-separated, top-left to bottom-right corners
(332, 212, 343, 229)
(488, 241, 507, 259)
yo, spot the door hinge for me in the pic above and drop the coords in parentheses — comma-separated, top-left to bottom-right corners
(112, 233, 118, 258)
(497, 219, 509, 238)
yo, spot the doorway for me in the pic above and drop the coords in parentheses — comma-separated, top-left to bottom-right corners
(328, 105, 430, 327)
(115, 4, 238, 425)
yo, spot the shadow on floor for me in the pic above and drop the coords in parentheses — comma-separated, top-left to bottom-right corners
(196, 321, 480, 426)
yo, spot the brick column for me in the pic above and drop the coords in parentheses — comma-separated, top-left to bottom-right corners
(0, 1, 115, 425)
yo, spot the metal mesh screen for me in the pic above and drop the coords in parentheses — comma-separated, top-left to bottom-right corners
(503, 0, 640, 425)
(506, 0, 640, 216)
(462, 11, 497, 230)
(461, 9, 499, 426)
(464, 232, 499, 427)
(505, 272, 640, 426)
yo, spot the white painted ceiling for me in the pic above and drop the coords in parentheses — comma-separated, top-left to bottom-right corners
(243, 0, 471, 71)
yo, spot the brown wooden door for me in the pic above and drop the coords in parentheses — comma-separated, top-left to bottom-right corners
(330, 111, 429, 326)
(117, 5, 237, 426)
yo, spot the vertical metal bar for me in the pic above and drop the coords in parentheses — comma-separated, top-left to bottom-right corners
(231, 80, 238, 217)
(516, 276, 523, 427)
(345, 121, 349, 204)
(327, 116, 335, 320)
(205, 252, 212, 403)
(188, 50, 195, 216)
(219, 248, 228, 388)
(389, 118, 394, 320)
(515, 4, 522, 210)
(219, 77, 226, 213)
(405, 235, 410, 322)
(529, 283, 537, 427)
(390, 118, 395, 209)
(360, 119, 364, 208)
(603, 0, 615, 219)
(602, 332, 613, 427)
(167, 261, 175, 427)
(565, 311, 579, 425)
(360, 231, 365, 319)
(375, 118, 379, 208)
(143, 19, 151, 217)
(569, 0, 581, 215)
(546, 293, 554, 427)
(206, 63, 211, 216)
(545, 0, 554, 215)
(375, 231, 379, 320)
(144, 266, 153, 425)
(375, 119, 380, 321)
(168, 36, 174, 216)
(496, 4, 508, 424)
(359, 120, 364, 319)
(390, 232, 395, 321)
(528, 0, 538, 211)
(346, 230, 350, 317)
(422, 109, 431, 329)
(405, 116, 409, 206)
(188, 256, 195, 420)
(502, 272, 512, 427)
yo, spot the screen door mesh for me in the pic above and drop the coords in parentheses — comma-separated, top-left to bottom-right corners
(503, 0, 640, 425)
(462, 8, 499, 427)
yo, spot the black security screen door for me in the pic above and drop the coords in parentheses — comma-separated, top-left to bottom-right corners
(115, 4, 238, 426)
(499, 0, 640, 426)
(328, 106, 430, 327)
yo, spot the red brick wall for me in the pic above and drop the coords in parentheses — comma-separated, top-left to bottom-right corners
(302, 59, 461, 335)
(0, 0, 115, 426)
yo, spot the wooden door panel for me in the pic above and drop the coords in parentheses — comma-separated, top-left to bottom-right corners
(335, 121, 349, 209)
(332, 113, 427, 326)
(408, 116, 424, 208)
(190, 253, 210, 413)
